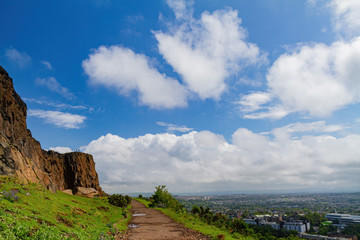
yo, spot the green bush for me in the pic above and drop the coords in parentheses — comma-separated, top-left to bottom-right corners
(108, 194, 131, 208)
(191, 205, 200, 215)
(149, 185, 186, 214)
(151, 185, 175, 208)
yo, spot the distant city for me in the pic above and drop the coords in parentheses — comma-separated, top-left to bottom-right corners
(176, 192, 360, 239)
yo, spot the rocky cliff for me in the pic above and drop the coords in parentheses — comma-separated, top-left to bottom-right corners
(0, 66, 103, 196)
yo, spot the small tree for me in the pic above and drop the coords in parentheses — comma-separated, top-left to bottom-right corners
(150, 185, 182, 209)
(151, 185, 172, 207)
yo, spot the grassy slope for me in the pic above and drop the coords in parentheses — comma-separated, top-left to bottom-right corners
(133, 198, 254, 240)
(0, 176, 131, 240)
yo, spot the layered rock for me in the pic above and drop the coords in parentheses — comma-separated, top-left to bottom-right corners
(0, 66, 103, 196)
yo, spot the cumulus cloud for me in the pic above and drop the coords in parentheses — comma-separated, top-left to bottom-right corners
(328, 0, 360, 37)
(5, 47, 31, 68)
(238, 1, 360, 119)
(82, 46, 187, 109)
(239, 37, 360, 119)
(157, 121, 193, 133)
(36, 77, 75, 99)
(81, 122, 359, 193)
(28, 109, 86, 129)
(49, 146, 73, 153)
(267, 38, 360, 117)
(82, 1, 264, 108)
(155, 0, 264, 100)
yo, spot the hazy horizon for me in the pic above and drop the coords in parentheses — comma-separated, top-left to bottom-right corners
(120, 189, 360, 198)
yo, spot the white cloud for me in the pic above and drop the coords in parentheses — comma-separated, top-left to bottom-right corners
(157, 121, 193, 133)
(235, 92, 289, 119)
(240, 1, 360, 120)
(82, 2, 264, 108)
(41, 60, 52, 70)
(81, 122, 360, 193)
(155, 1, 264, 100)
(28, 109, 86, 129)
(267, 38, 360, 117)
(36, 77, 75, 99)
(82, 46, 187, 109)
(23, 98, 94, 112)
(328, 0, 360, 37)
(5, 47, 31, 68)
(271, 121, 344, 141)
(49, 147, 73, 154)
(241, 37, 360, 119)
(236, 92, 271, 112)
(166, 0, 193, 20)
(278, 121, 344, 134)
(243, 106, 289, 120)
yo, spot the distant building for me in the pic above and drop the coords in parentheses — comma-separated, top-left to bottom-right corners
(244, 218, 310, 233)
(244, 219, 258, 225)
(325, 214, 360, 225)
(283, 221, 310, 233)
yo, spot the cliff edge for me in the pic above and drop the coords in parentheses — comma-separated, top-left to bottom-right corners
(0, 66, 103, 196)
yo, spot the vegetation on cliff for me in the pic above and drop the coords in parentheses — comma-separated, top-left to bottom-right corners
(0, 176, 130, 239)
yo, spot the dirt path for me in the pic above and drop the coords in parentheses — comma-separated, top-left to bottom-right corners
(124, 200, 210, 240)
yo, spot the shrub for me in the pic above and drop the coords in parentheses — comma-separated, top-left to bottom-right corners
(125, 195, 131, 205)
(191, 205, 200, 215)
(108, 194, 131, 208)
(149, 185, 186, 213)
(151, 185, 175, 208)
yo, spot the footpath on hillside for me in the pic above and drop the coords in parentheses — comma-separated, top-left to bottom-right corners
(123, 200, 210, 240)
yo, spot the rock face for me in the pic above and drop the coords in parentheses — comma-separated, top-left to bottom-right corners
(0, 66, 103, 196)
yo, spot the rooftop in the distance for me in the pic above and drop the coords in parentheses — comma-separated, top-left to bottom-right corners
(325, 213, 360, 223)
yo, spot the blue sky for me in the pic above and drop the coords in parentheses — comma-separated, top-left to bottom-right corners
(1, 0, 360, 194)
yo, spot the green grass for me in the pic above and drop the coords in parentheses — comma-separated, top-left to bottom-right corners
(133, 197, 150, 207)
(0, 176, 131, 240)
(133, 198, 254, 240)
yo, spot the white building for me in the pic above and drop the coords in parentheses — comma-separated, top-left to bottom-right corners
(244, 219, 310, 233)
(283, 221, 310, 233)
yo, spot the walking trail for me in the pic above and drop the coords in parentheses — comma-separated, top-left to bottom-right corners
(123, 200, 210, 240)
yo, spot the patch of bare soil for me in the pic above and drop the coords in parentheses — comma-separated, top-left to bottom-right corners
(123, 200, 210, 240)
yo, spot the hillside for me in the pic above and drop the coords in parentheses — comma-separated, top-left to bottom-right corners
(0, 175, 130, 239)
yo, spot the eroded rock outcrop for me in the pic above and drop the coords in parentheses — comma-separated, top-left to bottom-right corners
(0, 66, 103, 196)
